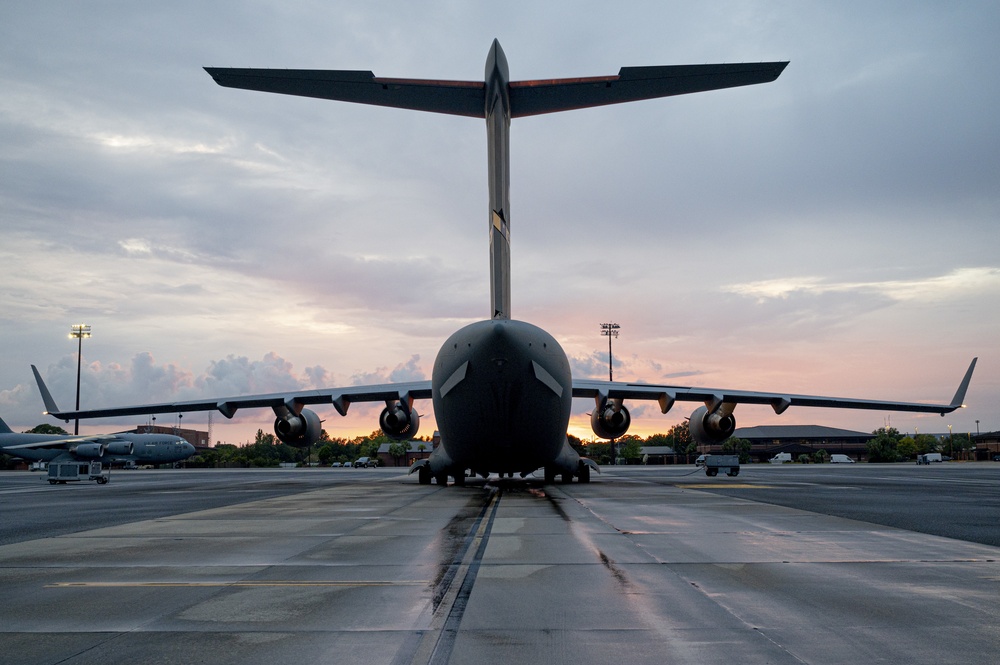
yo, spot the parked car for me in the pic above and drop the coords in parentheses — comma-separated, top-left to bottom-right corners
(330, 462, 342, 467)
(353, 457, 377, 468)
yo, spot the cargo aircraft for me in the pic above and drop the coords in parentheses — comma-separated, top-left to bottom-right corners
(36, 41, 976, 485)
(1, 415, 195, 468)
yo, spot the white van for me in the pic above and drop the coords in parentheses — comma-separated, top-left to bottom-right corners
(769, 452, 792, 464)
(830, 454, 855, 464)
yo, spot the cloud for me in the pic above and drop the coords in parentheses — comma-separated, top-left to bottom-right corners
(1, 3, 997, 443)
(726, 267, 1000, 304)
(350, 355, 426, 385)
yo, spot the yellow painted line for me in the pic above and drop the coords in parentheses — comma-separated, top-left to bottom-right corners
(680, 484, 773, 489)
(47, 580, 426, 588)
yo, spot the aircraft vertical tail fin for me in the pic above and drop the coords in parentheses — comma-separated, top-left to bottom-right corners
(31, 365, 62, 415)
(0, 417, 13, 434)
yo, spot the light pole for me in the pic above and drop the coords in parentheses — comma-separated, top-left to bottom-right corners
(69, 324, 91, 435)
(600, 322, 620, 381)
(600, 322, 620, 463)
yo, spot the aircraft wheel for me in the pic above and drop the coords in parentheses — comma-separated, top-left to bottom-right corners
(418, 466, 432, 485)
(578, 466, 591, 483)
(544, 467, 556, 484)
(453, 472, 466, 487)
(434, 473, 448, 486)
(561, 473, 573, 484)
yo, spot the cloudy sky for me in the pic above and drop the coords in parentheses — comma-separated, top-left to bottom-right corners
(2, 2, 997, 445)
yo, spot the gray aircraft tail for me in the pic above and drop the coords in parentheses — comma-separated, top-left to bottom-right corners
(206, 43, 788, 323)
(0, 417, 13, 434)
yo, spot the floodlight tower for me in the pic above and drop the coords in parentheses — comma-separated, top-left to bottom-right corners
(69, 324, 91, 435)
(600, 322, 621, 464)
(600, 322, 620, 382)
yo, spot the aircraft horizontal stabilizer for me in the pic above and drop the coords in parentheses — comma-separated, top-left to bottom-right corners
(204, 68, 487, 118)
(204, 60, 788, 121)
(510, 62, 789, 117)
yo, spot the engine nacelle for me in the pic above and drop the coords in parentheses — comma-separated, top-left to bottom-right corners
(688, 405, 736, 445)
(273, 408, 322, 447)
(71, 442, 106, 459)
(105, 441, 134, 456)
(380, 404, 420, 440)
(591, 402, 631, 440)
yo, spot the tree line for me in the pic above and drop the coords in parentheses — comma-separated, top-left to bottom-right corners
(186, 429, 436, 468)
(6, 422, 972, 470)
(865, 426, 973, 463)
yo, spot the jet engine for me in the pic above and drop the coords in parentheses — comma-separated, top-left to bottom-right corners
(688, 405, 736, 445)
(70, 442, 107, 459)
(273, 408, 322, 447)
(105, 441, 134, 456)
(380, 403, 420, 440)
(591, 400, 631, 440)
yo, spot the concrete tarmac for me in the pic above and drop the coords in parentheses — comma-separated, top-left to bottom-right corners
(1, 465, 998, 664)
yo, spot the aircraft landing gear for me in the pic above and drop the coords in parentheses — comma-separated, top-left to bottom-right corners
(418, 465, 432, 485)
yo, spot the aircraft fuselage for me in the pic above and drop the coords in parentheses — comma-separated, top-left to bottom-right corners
(431, 319, 573, 477)
(0, 431, 195, 465)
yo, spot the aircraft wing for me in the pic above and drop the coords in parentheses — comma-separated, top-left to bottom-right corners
(204, 61, 788, 119)
(32, 364, 433, 422)
(1, 434, 118, 451)
(572, 358, 977, 416)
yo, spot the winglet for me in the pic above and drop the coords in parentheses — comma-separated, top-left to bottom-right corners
(30, 365, 61, 415)
(947, 357, 977, 411)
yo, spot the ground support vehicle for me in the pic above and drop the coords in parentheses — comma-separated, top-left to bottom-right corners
(704, 455, 740, 477)
(46, 461, 109, 484)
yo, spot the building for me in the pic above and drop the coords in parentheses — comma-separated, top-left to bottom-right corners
(700, 425, 872, 462)
(638, 446, 678, 465)
(376, 432, 439, 467)
(973, 431, 1000, 460)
